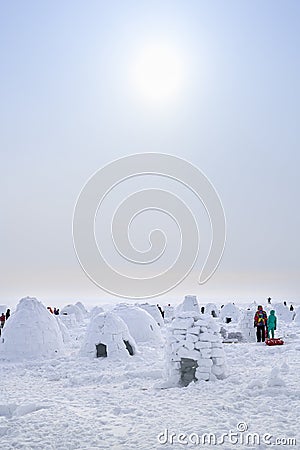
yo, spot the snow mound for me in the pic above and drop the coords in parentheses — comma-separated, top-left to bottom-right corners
(0, 297, 65, 360)
(113, 305, 163, 345)
(138, 303, 164, 327)
(220, 303, 241, 323)
(267, 367, 286, 387)
(165, 310, 226, 386)
(176, 295, 200, 314)
(80, 312, 137, 359)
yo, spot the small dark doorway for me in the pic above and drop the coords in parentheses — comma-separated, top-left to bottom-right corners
(96, 343, 107, 357)
(180, 358, 198, 387)
(123, 340, 134, 356)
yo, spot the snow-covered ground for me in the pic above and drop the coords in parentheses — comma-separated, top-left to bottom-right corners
(0, 301, 299, 450)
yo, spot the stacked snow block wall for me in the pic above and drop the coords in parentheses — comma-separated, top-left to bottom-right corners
(165, 311, 226, 386)
(240, 309, 256, 342)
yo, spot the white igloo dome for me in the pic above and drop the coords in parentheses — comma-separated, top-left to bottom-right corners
(293, 307, 300, 325)
(75, 301, 88, 316)
(273, 303, 294, 323)
(89, 306, 105, 318)
(113, 304, 163, 345)
(204, 303, 219, 318)
(219, 303, 241, 323)
(80, 312, 137, 359)
(60, 304, 84, 322)
(0, 297, 65, 360)
(138, 303, 164, 327)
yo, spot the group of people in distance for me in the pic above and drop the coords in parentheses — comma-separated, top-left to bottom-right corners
(0, 309, 11, 336)
(47, 307, 60, 315)
(254, 305, 277, 342)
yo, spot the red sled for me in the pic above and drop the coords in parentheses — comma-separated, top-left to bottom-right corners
(265, 338, 284, 346)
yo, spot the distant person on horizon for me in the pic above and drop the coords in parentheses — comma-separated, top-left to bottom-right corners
(267, 297, 272, 304)
(0, 313, 5, 336)
(0, 312, 5, 326)
(254, 305, 267, 342)
(157, 304, 164, 319)
(267, 310, 277, 339)
(5, 309, 10, 320)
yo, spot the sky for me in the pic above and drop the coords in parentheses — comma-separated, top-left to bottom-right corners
(0, 1, 299, 307)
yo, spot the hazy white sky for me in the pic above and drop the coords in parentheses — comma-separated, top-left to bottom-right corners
(1, 1, 299, 307)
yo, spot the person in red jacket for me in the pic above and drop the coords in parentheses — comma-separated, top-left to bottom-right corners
(0, 313, 5, 329)
(254, 305, 267, 342)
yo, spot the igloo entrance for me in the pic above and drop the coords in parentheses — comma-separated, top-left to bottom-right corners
(96, 340, 134, 358)
(96, 343, 107, 358)
(123, 340, 134, 356)
(180, 358, 198, 386)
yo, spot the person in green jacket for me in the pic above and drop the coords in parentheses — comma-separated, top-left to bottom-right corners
(267, 310, 277, 338)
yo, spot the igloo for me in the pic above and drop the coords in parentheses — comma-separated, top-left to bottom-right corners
(176, 295, 200, 314)
(165, 311, 226, 386)
(60, 304, 84, 323)
(247, 301, 258, 311)
(113, 304, 163, 345)
(219, 303, 241, 323)
(273, 303, 294, 323)
(204, 303, 219, 318)
(293, 307, 300, 326)
(0, 297, 65, 360)
(80, 312, 137, 359)
(89, 306, 105, 318)
(138, 303, 164, 327)
(75, 301, 88, 316)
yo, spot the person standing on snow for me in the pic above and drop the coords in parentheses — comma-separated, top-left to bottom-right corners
(254, 305, 268, 342)
(0, 313, 5, 336)
(0, 313, 5, 328)
(267, 310, 277, 339)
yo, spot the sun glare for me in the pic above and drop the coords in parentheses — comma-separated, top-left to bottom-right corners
(132, 43, 183, 103)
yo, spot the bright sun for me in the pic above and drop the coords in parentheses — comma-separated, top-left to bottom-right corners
(132, 43, 183, 103)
